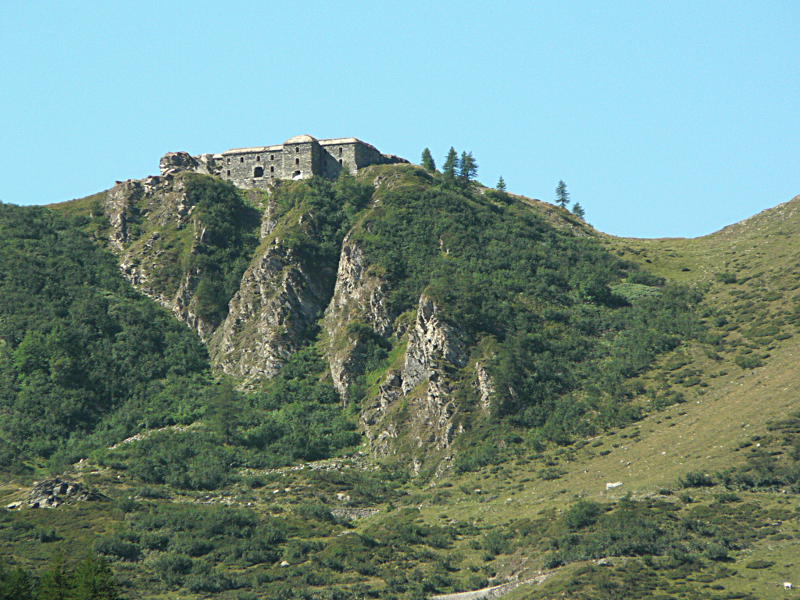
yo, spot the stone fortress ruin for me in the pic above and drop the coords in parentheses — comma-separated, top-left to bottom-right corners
(159, 134, 407, 189)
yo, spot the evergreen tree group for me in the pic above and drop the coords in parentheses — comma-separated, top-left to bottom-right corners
(555, 180, 586, 220)
(440, 147, 478, 186)
(0, 555, 119, 600)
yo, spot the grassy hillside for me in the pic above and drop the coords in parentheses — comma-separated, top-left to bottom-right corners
(1, 175, 799, 599)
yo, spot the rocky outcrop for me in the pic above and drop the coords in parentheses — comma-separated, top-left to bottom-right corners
(105, 181, 141, 250)
(324, 234, 393, 398)
(104, 174, 219, 338)
(160, 151, 199, 175)
(6, 478, 105, 510)
(210, 240, 334, 385)
(330, 507, 381, 520)
(160, 151, 219, 177)
(362, 294, 468, 457)
(402, 295, 468, 394)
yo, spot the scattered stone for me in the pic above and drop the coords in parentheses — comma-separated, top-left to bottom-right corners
(606, 481, 623, 490)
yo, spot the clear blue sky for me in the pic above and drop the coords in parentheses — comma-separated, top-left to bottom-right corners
(1, 1, 797, 238)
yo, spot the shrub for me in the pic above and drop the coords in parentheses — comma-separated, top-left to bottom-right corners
(679, 472, 715, 488)
(716, 272, 737, 284)
(96, 536, 141, 562)
(149, 553, 194, 587)
(735, 354, 763, 369)
(482, 530, 512, 556)
(564, 500, 603, 530)
(539, 467, 565, 480)
(745, 559, 774, 569)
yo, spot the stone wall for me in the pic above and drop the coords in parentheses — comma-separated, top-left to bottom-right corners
(320, 140, 359, 177)
(219, 145, 283, 190)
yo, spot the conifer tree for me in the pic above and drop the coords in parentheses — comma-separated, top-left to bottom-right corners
(571, 202, 585, 219)
(459, 151, 478, 184)
(207, 379, 238, 444)
(0, 563, 33, 600)
(496, 176, 506, 192)
(38, 558, 71, 600)
(555, 180, 569, 208)
(421, 148, 436, 172)
(442, 147, 459, 181)
(71, 555, 120, 600)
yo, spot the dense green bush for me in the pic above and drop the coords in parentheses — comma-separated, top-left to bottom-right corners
(0, 203, 210, 462)
(182, 175, 260, 324)
(564, 499, 604, 530)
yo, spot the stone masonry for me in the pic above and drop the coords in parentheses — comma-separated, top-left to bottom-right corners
(160, 134, 407, 190)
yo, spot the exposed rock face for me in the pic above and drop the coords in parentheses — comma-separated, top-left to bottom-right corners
(362, 294, 468, 456)
(210, 240, 334, 385)
(324, 234, 393, 398)
(402, 295, 467, 394)
(259, 191, 280, 239)
(105, 179, 145, 250)
(475, 361, 496, 414)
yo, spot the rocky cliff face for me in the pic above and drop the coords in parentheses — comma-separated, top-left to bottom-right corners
(362, 294, 469, 458)
(210, 239, 334, 385)
(323, 233, 393, 398)
(99, 167, 498, 466)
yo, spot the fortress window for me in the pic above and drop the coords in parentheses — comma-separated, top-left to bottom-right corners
(339, 147, 343, 156)
(226, 158, 230, 165)
(270, 166, 274, 173)
(240, 157, 244, 163)
(338, 159, 343, 165)
(293, 170, 301, 177)
(270, 154, 274, 160)
(226, 169, 230, 176)
(295, 147, 299, 153)
(295, 157, 299, 165)
(254, 166, 264, 177)
(256, 155, 261, 161)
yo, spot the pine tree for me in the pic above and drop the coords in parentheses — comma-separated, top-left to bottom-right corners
(459, 151, 478, 184)
(71, 555, 120, 600)
(0, 563, 33, 600)
(421, 148, 436, 172)
(37, 558, 71, 600)
(555, 180, 569, 208)
(206, 379, 238, 444)
(496, 176, 506, 192)
(442, 147, 459, 181)
(571, 202, 585, 220)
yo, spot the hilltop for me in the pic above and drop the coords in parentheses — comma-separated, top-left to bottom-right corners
(0, 161, 798, 599)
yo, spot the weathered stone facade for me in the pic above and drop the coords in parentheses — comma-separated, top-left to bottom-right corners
(160, 134, 406, 189)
